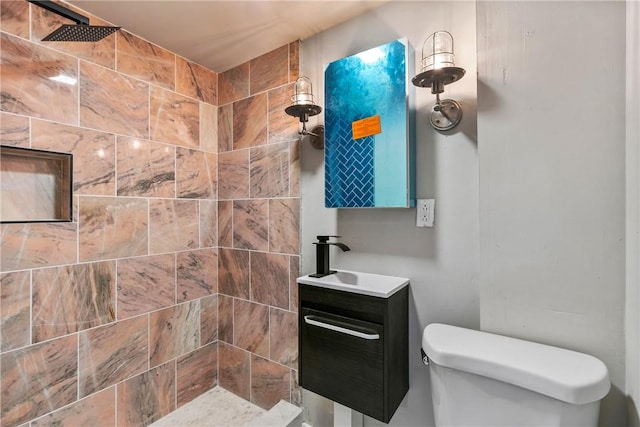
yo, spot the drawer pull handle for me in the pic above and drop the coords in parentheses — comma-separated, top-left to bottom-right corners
(304, 315, 380, 340)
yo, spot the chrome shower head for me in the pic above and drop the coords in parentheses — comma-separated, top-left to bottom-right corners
(29, 1, 120, 42)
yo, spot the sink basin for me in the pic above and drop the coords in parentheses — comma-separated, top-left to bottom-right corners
(297, 270, 409, 298)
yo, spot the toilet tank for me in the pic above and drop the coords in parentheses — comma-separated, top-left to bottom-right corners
(422, 324, 611, 427)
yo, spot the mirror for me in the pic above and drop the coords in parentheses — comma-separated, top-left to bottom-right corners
(324, 39, 415, 208)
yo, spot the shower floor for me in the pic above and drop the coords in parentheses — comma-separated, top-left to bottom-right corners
(150, 387, 302, 427)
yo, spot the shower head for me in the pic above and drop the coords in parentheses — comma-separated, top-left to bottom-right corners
(42, 24, 120, 42)
(28, 1, 121, 42)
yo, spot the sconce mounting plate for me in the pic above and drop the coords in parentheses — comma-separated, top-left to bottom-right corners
(430, 99, 462, 131)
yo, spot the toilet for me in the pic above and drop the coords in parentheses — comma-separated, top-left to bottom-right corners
(422, 323, 610, 426)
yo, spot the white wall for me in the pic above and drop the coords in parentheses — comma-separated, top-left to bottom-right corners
(626, 0, 640, 424)
(477, 2, 627, 425)
(300, 1, 479, 426)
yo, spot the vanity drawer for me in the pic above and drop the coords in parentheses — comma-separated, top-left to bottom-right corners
(300, 307, 384, 420)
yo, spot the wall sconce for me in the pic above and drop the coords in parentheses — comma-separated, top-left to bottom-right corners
(285, 76, 325, 149)
(412, 31, 465, 131)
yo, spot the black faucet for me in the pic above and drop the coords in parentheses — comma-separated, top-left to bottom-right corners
(310, 235, 350, 278)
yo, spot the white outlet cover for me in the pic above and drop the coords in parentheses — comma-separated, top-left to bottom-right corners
(416, 199, 435, 227)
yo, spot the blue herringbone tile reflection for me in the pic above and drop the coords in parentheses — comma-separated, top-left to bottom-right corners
(325, 118, 374, 207)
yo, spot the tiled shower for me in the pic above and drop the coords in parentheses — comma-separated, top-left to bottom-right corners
(0, 1, 301, 425)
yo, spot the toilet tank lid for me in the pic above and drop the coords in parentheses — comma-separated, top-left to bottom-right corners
(422, 323, 610, 405)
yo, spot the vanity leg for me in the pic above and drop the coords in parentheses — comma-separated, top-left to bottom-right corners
(334, 402, 363, 427)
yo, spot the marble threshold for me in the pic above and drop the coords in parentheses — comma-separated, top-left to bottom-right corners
(150, 387, 303, 427)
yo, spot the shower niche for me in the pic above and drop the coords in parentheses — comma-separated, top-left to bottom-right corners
(0, 146, 73, 223)
(324, 39, 416, 208)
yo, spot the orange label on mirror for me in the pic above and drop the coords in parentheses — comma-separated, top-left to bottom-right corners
(352, 115, 381, 140)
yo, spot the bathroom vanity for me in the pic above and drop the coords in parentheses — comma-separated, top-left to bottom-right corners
(297, 271, 409, 423)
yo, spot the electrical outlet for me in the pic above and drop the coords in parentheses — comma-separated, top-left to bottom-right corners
(416, 199, 435, 227)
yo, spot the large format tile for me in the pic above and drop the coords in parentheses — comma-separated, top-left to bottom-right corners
(233, 200, 268, 251)
(250, 252, 289, 309)
(218, 342, 250, 401)
(78, 315, 148, 398)
(217, 104, 233, 153)
(1, 33, 78, 125)
(150, 86, 199, 148)
(117, 254, 175, 319)
(218, 149, 249, 200)
(176, 148, 217, 199)
(149, 300, 200, 368)
(290, 139, 300, 197)
(78, 196, 148, 262)
(80, 61, 149, 138)
(250, 45, 289, 95)
(218, 62, 249, 106)
(31, 387, 116, 427)
(250, 142, 290, 198)
(149, 199, 199, 254)
(1, 1, 29, 38)
(269, 198, 300, 255)
(1, 335, 78, 426)
(200, 102, 218, 153)
(31, 120, 116, 196)
(32, 261, 116, 342)
(117, 136, 175, 198)
(200, 294, 218, 345)
(234, 299, 269, 357)
(176, 56, 217, 105)
(218, 248, 249, 299)
(233, 93, 267, 149)
(217, 294, 233, 344)
(289, 256, 300, 313)
(176, 342, 218, 407)
(177, 248, 217, 302)
(289, 41, 300, 82)
(250, 355, 291, 410)
(0, 112, 29, 147)
(1, 222, 77, 272)
(117, 361, 176, 427)
(269, 308, 298, 369)
(117, 31, 175, 90)
(217, 200, 233, 248)
(199, 200, 218, 248)
(0, 270, 30, 352)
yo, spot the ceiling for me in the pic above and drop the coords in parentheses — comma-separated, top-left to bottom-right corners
(70, 0, 387, 73)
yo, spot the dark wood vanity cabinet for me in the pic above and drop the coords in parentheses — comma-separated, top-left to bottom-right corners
(299, 284, 409, 423)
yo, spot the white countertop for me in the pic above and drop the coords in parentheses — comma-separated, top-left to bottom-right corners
(297, 269, 409, 298)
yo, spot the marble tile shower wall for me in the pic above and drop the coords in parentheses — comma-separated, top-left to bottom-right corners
(0, 1, 301, 426)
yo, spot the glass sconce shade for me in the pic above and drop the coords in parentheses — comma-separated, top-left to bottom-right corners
(421, 31, 455, 72)
(285, 76, 322, 122)
(291, 76, 316, 105)
(412, 30, 465, 95)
